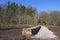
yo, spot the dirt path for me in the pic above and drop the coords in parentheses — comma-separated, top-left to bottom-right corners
(0, 27, 23, 40)
(48, 26, 60, 40)
(0, 26, 60, 40)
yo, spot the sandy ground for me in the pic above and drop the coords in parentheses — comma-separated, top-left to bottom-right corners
(0, 26, 60, 40)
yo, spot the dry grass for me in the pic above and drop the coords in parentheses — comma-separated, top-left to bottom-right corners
(0, 23, 35, 28)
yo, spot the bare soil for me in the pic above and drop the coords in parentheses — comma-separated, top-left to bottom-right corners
(0, 26, 60, 40)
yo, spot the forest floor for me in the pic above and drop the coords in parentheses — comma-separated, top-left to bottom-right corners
(0, 26, 60, 40)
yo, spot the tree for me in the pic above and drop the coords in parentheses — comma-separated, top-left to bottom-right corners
(50, 11, 60, 25)
(39, 11, 49, 25)
(26, 6, 38, 25)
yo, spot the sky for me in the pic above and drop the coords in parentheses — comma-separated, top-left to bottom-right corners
(0, 0, 60, 13)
